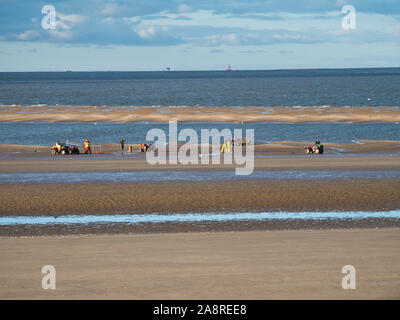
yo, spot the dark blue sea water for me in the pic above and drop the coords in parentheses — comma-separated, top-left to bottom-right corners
(1, 68, 399, 145)
(0, 68, 399, 107)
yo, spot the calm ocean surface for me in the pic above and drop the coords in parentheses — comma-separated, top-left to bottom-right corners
(0, 68, 399, 145)
(0, 68, 399, 107)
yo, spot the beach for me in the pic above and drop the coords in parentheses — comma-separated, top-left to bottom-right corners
(1, 101, 400, 299)
(1, 132, 400, 298)
(1, 141, 400, 238)
(1, 228, 399, 299)
(1, 139, 400, 168)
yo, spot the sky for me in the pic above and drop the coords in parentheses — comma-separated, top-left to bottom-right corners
(0, 0, 399, 71)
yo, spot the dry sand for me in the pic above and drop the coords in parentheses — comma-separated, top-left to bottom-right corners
(1, 228, 399, 299)
(1, 105, 400, 123)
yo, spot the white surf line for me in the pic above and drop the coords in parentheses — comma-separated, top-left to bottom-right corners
(0, 210, 399, 226)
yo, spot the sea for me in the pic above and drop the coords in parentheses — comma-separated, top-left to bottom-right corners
(0, 68, 399, 145)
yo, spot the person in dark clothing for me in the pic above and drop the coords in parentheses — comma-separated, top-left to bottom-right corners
(315, 138, 321, 145)
(119, 138, 125, 154)
(145, 143, 152, 151)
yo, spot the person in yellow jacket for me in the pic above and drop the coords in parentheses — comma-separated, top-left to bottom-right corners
(220, 139, 231, 153)
(84, 139, 92, 154)
(55, 140, 62, 152)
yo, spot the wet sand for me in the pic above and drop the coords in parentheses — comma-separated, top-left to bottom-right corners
(1, 139, 399, 299)
(1, 139, 400, 156)
(1, 141, 400, 238)
(1, 179, 400, 217)
(1, 228, 399, 299)
(1, 155, 400, 172)
(1, 140, 400, 235)
(1, 105, 400, 123)
(1, 218, 399, 237)
(1, 140, 400, 172)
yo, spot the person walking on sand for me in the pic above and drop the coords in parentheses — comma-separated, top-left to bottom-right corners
(119, 138, 125, 154)
(84, 139, 92, 154)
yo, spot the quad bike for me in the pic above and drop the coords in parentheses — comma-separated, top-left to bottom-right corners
(68, 145, 80, 155)
(140, 143, 153, 152)
(51, 144, 80, 155)
(305, 144, 324, 154)
(233, 137, 251, 146)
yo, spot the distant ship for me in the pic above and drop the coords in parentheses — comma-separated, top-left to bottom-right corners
(226, 65, 231, 71)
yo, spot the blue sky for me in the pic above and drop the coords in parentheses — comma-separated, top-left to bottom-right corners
(0, 0, 399, 71)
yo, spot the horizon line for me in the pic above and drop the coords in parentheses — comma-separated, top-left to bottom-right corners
(1, 66, 399, 73)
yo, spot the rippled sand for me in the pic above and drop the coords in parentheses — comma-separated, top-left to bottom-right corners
(1, 179, 400, 218)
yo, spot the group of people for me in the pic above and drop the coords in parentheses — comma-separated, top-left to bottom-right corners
(119, 139, 153, 153)
(57, 137, 323, 155)
(83, 138, 126, 154)
(58, 138, 129, 154)
(54, 139, 92, 154)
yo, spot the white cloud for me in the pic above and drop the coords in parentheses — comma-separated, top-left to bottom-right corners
(17, 30, 39, 41)
(101, 17, 115, 24)
(272, 34, 303, 40)
(44, 13, 86, 40)
(392, 24, 400, 37)
(135, 26, 156, 38)
(49, 29, 74, 40)
(204, 33, 239, 46)
(56, 13, 87, 31)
